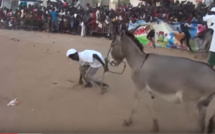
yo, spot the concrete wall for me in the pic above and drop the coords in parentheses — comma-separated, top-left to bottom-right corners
(79, 0, 93, 8)
(130, 0, 140, 7)
(109, 3, 117, 9)
(101, 0, 109, 5)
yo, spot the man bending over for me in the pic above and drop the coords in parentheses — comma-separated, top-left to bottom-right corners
(66, 48, 108, 88)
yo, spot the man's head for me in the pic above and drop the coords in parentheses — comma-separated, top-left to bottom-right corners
(86, 3, 90, 7)
(66, 48, 79, 61)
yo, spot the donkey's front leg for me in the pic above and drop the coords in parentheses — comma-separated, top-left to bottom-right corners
(123, 89, 146, 127)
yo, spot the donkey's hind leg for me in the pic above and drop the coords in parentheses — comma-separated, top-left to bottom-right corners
(149, 91, 159, 132)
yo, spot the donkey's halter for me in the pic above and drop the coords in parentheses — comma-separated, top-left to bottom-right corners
(105, 44, 126, 75)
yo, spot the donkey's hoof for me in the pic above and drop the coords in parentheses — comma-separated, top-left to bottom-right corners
(123, 119, 133, 127)
(152, 119, 159, 132)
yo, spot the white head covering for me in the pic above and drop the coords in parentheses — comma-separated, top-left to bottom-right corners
(211, 7, 215, 12)
(66, 48, 77, 57)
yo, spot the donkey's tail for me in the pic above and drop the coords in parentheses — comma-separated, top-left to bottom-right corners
(197, 92, 215, 109)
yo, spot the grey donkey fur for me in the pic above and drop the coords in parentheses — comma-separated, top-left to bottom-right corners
(109, 30, 215, 133)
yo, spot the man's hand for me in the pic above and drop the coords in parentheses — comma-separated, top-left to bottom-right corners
(93, 54, 109, 72)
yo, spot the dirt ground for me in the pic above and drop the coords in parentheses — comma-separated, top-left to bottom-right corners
(0, 29, 210, 133)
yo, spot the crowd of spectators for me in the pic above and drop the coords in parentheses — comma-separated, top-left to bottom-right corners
(0, 0, 214, 39)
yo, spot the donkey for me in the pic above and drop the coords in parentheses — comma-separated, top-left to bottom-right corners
(108, 30, 215, 133)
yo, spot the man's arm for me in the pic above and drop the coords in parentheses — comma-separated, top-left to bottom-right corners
(93, 54, 108, 72)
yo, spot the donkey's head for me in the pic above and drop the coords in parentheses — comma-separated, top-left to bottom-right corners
(108, 30, 144, 66)
(108, 32, 125, 66)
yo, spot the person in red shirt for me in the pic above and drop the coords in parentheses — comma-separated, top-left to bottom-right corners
(154, 10, 157, 18)
(63, 0, 68, 8)
(89, 11, 96, 31)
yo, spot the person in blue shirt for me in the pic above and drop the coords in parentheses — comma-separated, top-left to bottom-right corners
(21, 0, 27, 8)
(50, 8, 58, 32)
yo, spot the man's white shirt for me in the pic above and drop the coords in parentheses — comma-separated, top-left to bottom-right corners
(78, 50, 105, 68)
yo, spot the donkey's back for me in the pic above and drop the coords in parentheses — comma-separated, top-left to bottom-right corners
(140, 54, 215, 102)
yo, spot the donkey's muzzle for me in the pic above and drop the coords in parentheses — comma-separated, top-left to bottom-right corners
(110, 61, 117, 67)
(105, 57, 117, 67)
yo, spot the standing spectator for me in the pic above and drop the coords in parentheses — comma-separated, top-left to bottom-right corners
(58, 9, 65, 32)
(83, 11, 92, 36)
(196, 0, 214, 7)
(203, 7, 215, 68)
(81, 18, 86, 36)
(70, 12, 74, 33)
(73, 13, 80, 35)
(178, 21, 192, 51)
(50, 8, 58, 32)
(43, 9, 49, 32)
(47, 0, 51, 7)
(86, 3, 92, 13)
(22, 0, 27, 8)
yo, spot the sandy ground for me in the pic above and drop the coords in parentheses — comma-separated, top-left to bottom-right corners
(0, 29, 210, 133)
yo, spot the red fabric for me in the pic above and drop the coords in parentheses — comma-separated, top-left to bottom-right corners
(187, 17, 192, 23)
(37, 14, 41, 20)
(90, 19, 96, 24)
(89, 12, 96, 30)
(92, 12, 96, 19)
(63, 2, 67, 7)
(7, 12, 10, 17)
(14, 18, 17, 22)
(154, 11, 157, 17)
(165, 13, 169, 20)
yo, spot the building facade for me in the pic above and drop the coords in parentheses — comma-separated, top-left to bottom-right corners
(78, 0, 199, 9)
